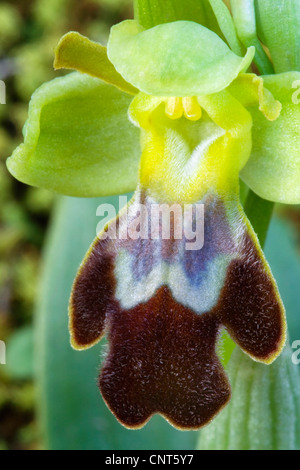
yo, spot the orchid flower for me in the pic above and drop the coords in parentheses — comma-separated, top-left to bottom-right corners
(8, 2, 300, 430)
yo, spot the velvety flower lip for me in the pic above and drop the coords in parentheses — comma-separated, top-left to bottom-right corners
(69, 93, 286, 430)
(99, 285, 231, 430)
(70, 186, 286, 429)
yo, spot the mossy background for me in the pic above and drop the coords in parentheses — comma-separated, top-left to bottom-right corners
(0, 0, 132, 450)
(0, 0, 299, 451)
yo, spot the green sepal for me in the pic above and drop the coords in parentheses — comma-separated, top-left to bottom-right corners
(54, 32, 138, 95)
(7, 72, 140, 197)
(241, 72, 300, 204)
(107, 20, 255, 97)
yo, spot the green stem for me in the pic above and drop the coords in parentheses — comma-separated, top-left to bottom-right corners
(230, 0, 275, 75)
(133, 0, 181, 29)
(133, 0, 157, 28)
(133, 0, 211, 29)
(250, 38, 275, 75)
(244, 189, 274, 247)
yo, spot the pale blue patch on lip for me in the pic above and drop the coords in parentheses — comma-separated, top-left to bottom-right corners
(115, 190, 238, 313)
(114, 248, 233, 314)
(168, 254, 233, 314)
(183, 196, 236, 288)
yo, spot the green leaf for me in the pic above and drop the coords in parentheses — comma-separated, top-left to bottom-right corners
(107, 20, 254, 97)
(265, 214, 300, 345)
(54, 32, 138, 95)
(241, 72, 300, 204)
(7, 72, 140, 197)
(255, 0, 300, 73)
(36, 195, 197, 450)
(197, 344, 300, 450)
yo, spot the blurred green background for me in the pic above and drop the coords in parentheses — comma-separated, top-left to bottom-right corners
(0, 0, 299, 451)
(0, 0, 133, 450)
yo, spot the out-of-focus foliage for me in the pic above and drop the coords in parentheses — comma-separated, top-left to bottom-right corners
(0, 0, 132, 450)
